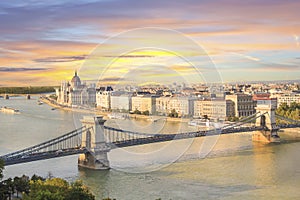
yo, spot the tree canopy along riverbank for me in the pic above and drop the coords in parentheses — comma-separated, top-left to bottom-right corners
(276, 102, 300, 123)
(0, 86, 56, 94)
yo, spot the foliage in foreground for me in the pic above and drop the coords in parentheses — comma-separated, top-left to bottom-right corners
(0, 159, 3, 180)
(0, 170, 95, 200)
(23, 178, 95, 200)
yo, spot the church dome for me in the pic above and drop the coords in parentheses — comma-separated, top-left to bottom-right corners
(70, 71, 81, 88)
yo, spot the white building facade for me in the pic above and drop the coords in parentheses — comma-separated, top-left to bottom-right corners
(56, 71, 96, 107)
(156, 96, 195, 117)
(277, 93, 300, 106)
(194, 99, 227, 121)
(111, 95, 132, 111)
(131, 95, 157, 114)
(96, 86, 113, 110)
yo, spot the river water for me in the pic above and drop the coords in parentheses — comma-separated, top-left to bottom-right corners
(0, 97, 299, 200)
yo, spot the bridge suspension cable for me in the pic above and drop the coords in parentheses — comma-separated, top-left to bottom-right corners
(0, 126, 89, 160)
(222, 112, 266, 130)
(275, 114, 300, 124)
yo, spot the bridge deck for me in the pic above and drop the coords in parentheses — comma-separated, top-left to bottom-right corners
(3, 148, 87, 166)
(2, 112, 300, 166)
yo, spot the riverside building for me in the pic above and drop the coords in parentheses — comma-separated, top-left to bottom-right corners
(56, 71, 96, 107)
(225, 94, 255, 118)
(193, 99, 227, 121)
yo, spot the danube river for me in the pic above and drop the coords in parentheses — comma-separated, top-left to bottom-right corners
(1, 97, 300, 199)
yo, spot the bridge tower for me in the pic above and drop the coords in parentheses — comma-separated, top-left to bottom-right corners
(78, 116, 110, 170)
(253, 98, 280, 143)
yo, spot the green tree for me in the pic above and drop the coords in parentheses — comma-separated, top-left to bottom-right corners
(0, 159, 4, 180)
(227, 116, 239, 122)
(133, 109, 141, 114)
(24, 178, 67, 200)
(0, 160, 11, 200)
(142, 110, 150, 115)
(290, 102, 299, 111)
(65, 180, 95, 200)
(0, 181, 9, 200)
(23, 178, 95, 200)
(31, 174, 45, 182)
(14, 175, 30, 198)
(24, 179, 60, 200)
(280, 102, 289, 111)
(49, 94, 58, 100)
(0, 86, 56, 94)
(276, 102, 300, 123)
(168, 109, 178, 118)
(2, 178, 14, 200)
(290, 109, 300, 120)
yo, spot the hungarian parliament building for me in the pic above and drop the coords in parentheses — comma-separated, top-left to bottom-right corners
(55, 71, 96, 106)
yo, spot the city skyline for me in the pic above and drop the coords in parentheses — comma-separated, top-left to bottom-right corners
(0, 0, 300, 86)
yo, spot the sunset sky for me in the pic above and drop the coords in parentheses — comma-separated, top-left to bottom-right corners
(0, 0, 300, 86)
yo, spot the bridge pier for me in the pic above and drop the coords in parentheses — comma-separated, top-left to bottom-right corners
(253, 98, 280, 143)
(78, 116, 110, 170)
(252, 129, 280, 143)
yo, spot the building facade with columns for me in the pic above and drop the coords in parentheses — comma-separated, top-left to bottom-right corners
(56, 71, 96, 106)
(225, 94, 255, 118)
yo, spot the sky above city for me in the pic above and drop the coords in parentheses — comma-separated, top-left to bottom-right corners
(0, 0, 300, 86)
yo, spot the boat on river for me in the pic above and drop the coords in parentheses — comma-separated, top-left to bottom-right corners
(107, 113, 129, 119)
(188, 119, 210, 127)
(0, 106, 20, 114)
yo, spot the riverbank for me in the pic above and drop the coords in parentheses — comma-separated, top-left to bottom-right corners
(128, 114, 191, 123)
(40, 96, 101, 115)
(40, 97, 192, 123)
(280, 127, 300, 139)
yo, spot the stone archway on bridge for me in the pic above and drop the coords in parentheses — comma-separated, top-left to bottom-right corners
(253, 99, 280, 143)
(78, 116, 110, 170)
(260, 115, 266, 127)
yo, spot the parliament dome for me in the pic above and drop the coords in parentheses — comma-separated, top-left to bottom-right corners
(71, 71, 81, 87)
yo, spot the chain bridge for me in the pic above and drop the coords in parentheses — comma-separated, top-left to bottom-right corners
(1, 100, 300, 169)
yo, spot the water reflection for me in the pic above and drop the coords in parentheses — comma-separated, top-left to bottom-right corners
(252, 142, 277, 186)
(79, 169, 111, 199)
(1, 97, 300, 199)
